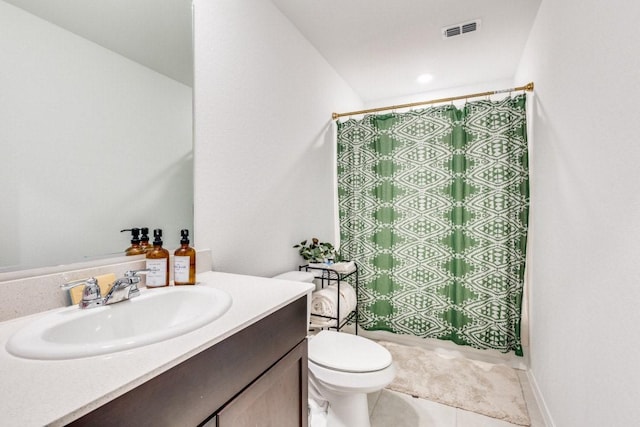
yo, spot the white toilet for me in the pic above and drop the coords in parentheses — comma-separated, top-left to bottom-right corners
(273, 271, 396, 427)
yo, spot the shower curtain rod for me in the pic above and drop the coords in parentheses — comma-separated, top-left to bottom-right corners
(331, 82, 534, 120)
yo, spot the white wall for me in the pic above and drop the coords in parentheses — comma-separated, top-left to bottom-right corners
(0, 1, 193, 269)
(515, 1, 640, 425)
(192, 0, 361, 277)
(362, 78, 515, 110)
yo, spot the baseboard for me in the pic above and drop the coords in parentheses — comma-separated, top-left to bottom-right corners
(526, 369, 555, 427)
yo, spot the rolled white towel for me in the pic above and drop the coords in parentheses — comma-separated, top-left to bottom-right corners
(310, 286, 339, 318)
(338, 282, 357, 312)
(310, 283, 357, 323)
(307, 261, 356, 275)
(329, 261, 356, 275)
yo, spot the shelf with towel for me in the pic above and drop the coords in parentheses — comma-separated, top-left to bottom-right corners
(299, 261, 358, 334)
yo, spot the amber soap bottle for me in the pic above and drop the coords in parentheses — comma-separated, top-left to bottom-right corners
(146, 229, 170, 287)
(174, 229, 196, 285)
(121, 228, 145, 256)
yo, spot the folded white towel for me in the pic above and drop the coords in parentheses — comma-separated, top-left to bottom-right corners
(307, 261, 356, 275)
(309, 317, 337, 328)
(310, 283, 357, 324)
(329, 261, 356, 275)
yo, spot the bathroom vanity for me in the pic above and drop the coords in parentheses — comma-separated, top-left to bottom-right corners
(0, 272, 313, 427)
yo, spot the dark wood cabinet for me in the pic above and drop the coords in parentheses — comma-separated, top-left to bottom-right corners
(217, 340, 307, 427)
(67, 296, 308, 427)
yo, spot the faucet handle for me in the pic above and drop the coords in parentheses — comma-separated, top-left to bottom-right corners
(61, 277, 103, 308)
(122, 269, 150, 285)
(61, 278, 90, 289)
(125, 269, 150, 276)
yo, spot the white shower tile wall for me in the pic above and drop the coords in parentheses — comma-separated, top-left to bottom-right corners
(0, 249, 213, 322)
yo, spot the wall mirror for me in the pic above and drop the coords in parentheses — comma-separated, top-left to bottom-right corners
(0, 0, 194, 273)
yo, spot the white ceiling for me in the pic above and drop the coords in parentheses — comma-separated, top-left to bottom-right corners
(5, 0, 541, 101)
(271, 0, 542, 102)
(3, 0, 193, 87)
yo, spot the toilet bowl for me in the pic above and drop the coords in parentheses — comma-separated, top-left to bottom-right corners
(308, 330, 396, 427)
(273, 271, 396, 427)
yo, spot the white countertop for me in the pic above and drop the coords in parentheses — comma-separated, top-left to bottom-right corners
(0, 271, 313, 427)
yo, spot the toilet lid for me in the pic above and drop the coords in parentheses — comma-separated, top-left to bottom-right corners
(272, 271, 316, 283)
(308, 331, 392, 373)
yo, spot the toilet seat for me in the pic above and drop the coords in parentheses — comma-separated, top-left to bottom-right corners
(308, 330, 392, 373)
(308, 358, 396, 393)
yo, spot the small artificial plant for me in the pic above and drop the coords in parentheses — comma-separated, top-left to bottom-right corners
(293, 238, 336, 263)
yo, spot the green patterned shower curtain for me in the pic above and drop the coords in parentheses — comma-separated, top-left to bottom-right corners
(337, 95, 529, 355)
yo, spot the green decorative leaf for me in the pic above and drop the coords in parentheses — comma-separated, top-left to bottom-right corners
(293, 237, 336, 261)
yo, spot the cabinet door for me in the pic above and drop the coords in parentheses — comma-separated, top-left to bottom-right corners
(217, 340, 308, 427)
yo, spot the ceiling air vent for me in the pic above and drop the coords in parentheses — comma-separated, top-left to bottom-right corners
(442, 19, 481, 39)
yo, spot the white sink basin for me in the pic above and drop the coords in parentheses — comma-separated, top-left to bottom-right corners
(6, 286, 232, 360)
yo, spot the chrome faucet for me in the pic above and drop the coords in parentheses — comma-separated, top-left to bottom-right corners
(103, 270, 144, 305)
(61, 270, 147, 309)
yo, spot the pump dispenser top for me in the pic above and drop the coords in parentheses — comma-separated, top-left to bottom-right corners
(145, 229, 170, 287)
(121, 228, 145, 256)
(174, 229, 196, 285)
(140, 227, 151, 253)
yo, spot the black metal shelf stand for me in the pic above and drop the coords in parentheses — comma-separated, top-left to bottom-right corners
(299, 262, 359, 334)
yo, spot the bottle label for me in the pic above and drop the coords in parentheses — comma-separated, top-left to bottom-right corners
(146, 259, 167, 287)
(174, 256, 190, 283)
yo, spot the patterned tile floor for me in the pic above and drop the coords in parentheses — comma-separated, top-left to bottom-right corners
(368, 370, 546, 427)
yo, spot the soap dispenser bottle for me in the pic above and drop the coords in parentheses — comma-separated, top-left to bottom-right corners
(145, 229, 170, 287)
(174, 229, 196, 285)
(140, 227, 151, 253)
(121, 228, 145, 256)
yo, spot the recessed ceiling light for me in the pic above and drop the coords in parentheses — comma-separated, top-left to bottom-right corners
(416, 73, 433, 84)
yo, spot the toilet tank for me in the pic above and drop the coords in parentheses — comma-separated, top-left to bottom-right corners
(272, 271, 316, 330)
